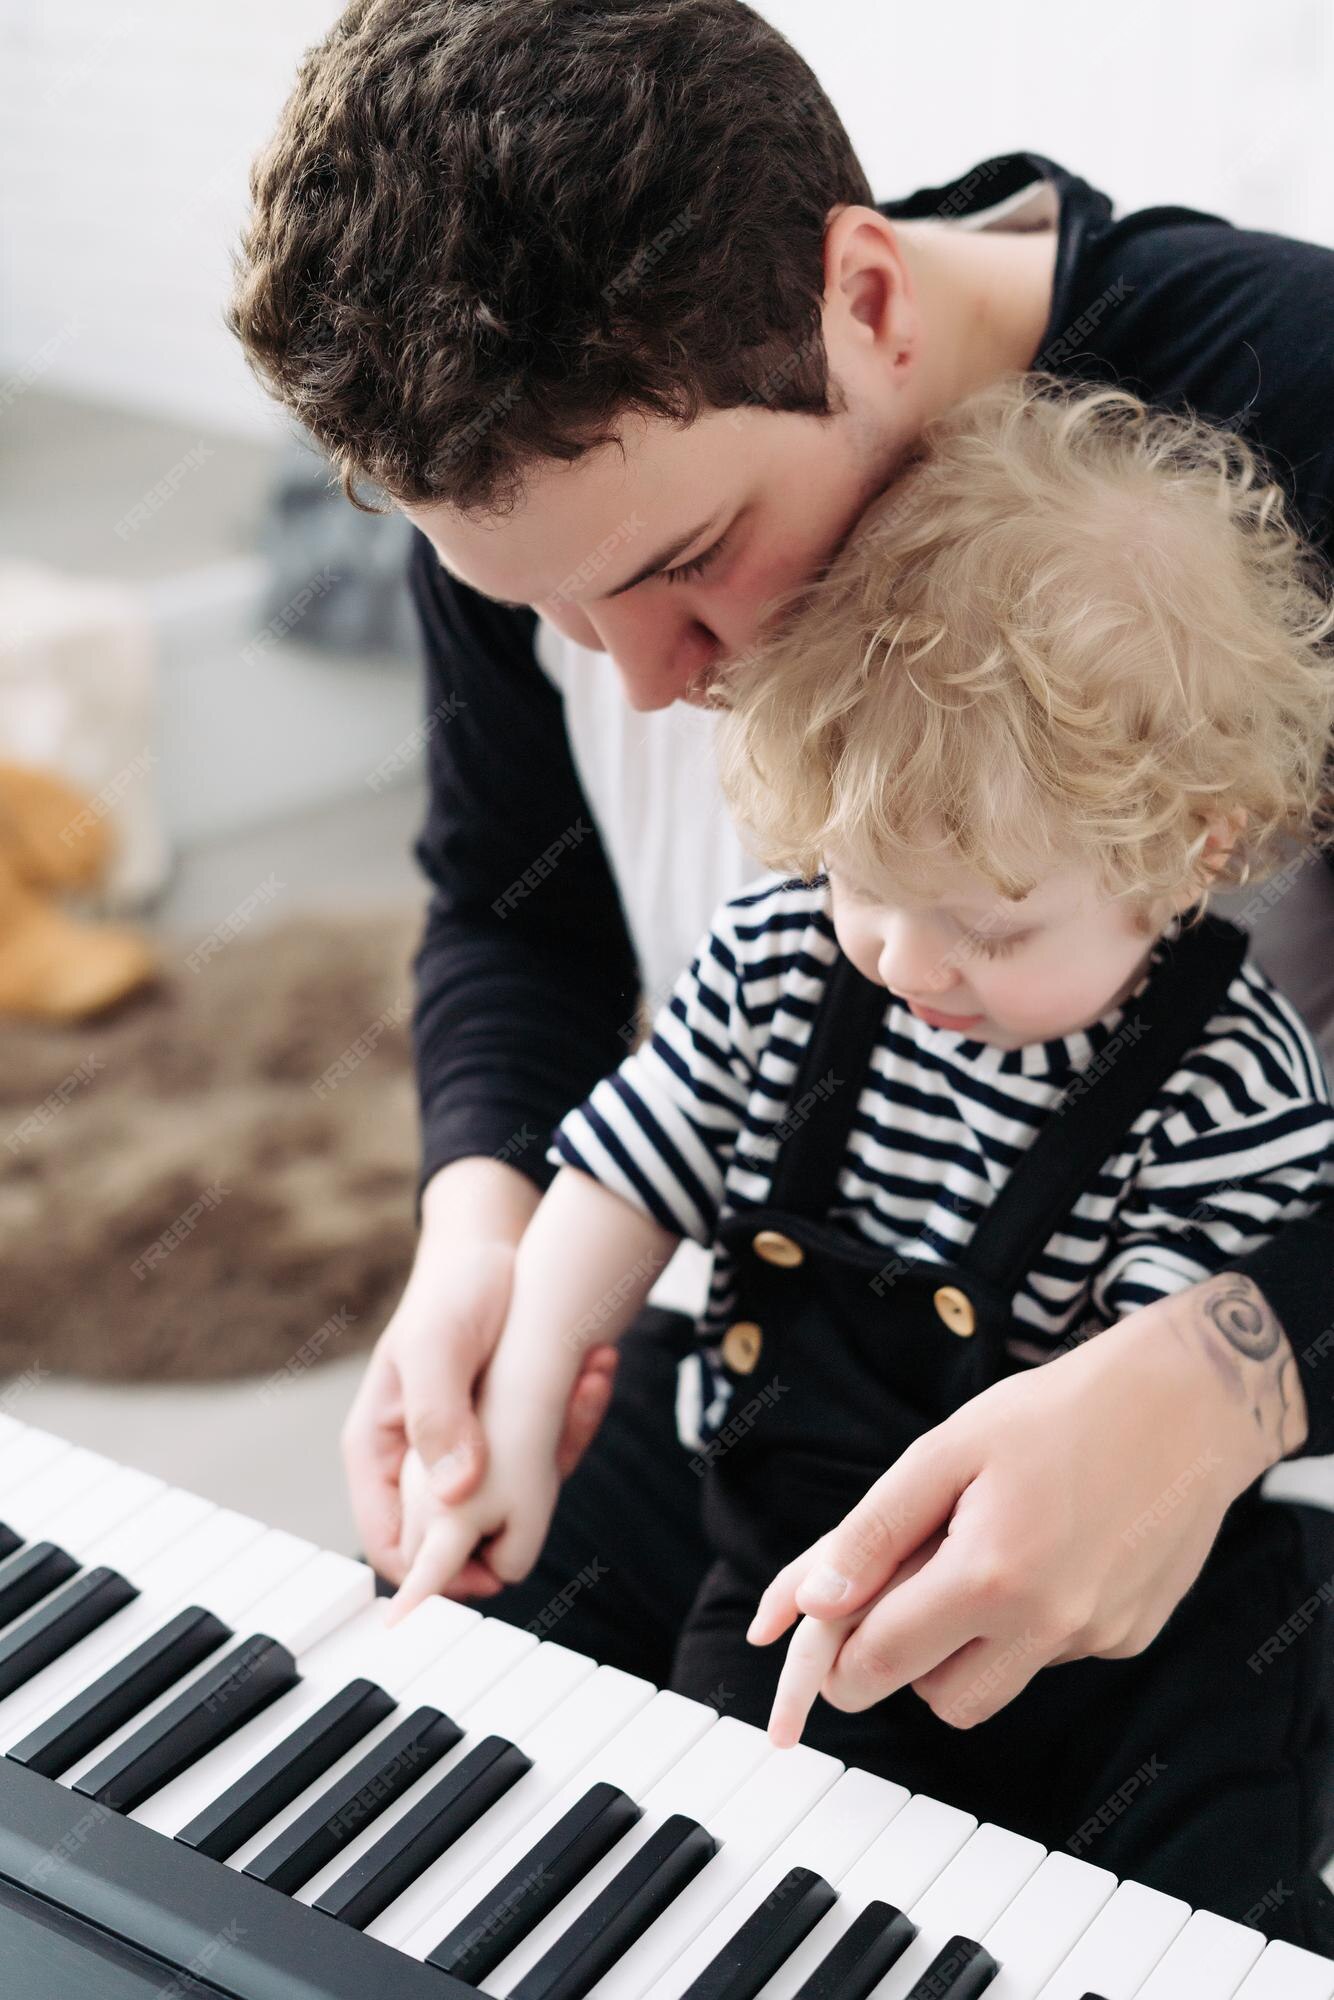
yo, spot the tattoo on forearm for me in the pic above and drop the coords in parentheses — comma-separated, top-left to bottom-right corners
(1204, 1277, 1282, 1362)
(1182, 1274, 1307, 1462)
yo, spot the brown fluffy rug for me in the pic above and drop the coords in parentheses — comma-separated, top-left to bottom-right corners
(0, 914, 421, 1381)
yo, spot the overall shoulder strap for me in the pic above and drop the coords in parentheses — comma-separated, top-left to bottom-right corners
(765, 945, 887, 1219)
(961, 913, 1249, 1298)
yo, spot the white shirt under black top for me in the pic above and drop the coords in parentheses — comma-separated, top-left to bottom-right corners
(551, 876, 1334, 1450)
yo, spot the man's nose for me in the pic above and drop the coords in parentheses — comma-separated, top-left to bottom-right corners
(597, 603, 723, 711)
(878, 920, 961, 996)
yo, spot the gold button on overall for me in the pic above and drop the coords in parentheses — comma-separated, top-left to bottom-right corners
(721, 1321, 764, 1374)
(752, 1229, 805, 1269)
(933, 1284, 977, 1338)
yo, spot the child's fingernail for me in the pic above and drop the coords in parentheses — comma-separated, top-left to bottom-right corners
(798, 1563, 849, 1608)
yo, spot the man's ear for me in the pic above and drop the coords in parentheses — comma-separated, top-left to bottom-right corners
(821, 205, 917, 378)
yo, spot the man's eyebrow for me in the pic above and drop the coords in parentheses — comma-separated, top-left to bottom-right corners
(595, 515, 722, 600)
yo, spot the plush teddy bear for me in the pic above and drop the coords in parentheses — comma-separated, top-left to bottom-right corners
(0, 761, 155, 1019)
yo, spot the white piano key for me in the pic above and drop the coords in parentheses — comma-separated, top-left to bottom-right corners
(3, 1446, 124, 1546)
(0, 1505, 271, 1748)
(759, 1789, 978, 2000)
(981, 1850, 1116, 1998)
(271, 1586, 482, 1701)
(383, 1661, 656, 1958)
(397, 1625, 590, 1753)
(0, 1413, 22, 1450)
(45, 1465, 167, 1555)
(86, 1487, 216, 1577)
(59, 1464, 167, 1552)
(590, 1741, 843, 2000)
(874, 1821, 1046, 1999)
(189, 1528, 323, 1630)
(1232, 1939, 1334, 1999)
(410, 1688, 716, 1947)
(1133, 1909, 1266, 1999)
(488, 1714, 776, 1998)
(134, 1593, 486, 1839)
(635, 1765, 909, 2000)
(1034, 1879, 1190, 2000)
(0, 1427, 73, 1499)
(243, 1549, 375, 1655)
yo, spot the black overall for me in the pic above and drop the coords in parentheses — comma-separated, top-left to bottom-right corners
(670, 916, 1334, 1946)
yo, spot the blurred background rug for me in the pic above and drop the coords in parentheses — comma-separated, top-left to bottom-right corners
(0, 913, 418, 1381)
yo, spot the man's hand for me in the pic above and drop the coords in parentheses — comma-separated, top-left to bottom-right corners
(748, 1275, 1304, 1732)
(341, 1159, 617, 1598)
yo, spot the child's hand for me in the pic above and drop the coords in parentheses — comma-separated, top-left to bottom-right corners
(768, 1605, 865, 1748)
(386, 1436, 559, 1623)
(755, 1530, 946, 1748)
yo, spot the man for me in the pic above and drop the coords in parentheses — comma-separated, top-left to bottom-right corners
(231, 0, 1334, 1896)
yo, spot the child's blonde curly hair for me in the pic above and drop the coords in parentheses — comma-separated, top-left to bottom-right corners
(715, 372, 1334, 918)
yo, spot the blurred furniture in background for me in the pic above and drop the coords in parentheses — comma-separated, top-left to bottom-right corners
(0, 389, 429, 1543)
(0, 565, 166, 910)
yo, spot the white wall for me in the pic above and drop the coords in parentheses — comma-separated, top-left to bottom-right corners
(0, 0, 341, 437)
(2, 0, 1330, 438)
(763, 0, 1332, 249)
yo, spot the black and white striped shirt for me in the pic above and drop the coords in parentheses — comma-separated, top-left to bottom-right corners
(553, 876, 1334, 1448)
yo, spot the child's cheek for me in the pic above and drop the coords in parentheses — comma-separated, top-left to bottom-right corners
(998, 947, 1138, 1040)
(982, 960, 1090, 1040)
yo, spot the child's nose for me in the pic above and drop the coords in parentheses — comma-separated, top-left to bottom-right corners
(878, 921, 960, 995)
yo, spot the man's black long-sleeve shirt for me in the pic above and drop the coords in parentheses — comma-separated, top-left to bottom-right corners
(409, 152, 1334, 1449)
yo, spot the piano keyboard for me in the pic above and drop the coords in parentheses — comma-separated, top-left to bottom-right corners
(0, 1415, 1328, 2000)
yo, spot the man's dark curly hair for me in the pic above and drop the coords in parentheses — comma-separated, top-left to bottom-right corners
(228, 0, 874, 512)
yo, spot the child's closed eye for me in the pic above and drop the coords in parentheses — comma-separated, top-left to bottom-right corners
(961, 929, 1031, 960)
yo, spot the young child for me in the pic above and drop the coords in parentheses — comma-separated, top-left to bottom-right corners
(392, 375, 1334, 1921)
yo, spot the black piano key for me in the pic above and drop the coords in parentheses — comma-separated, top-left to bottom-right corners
(427, 1781, 643, 1982)
(243, 1703, 461, 1894)
(176, 1677, 396, 1861)
(0, 1567, 137, 1700)
(791, 1901, 917, 2000)
(0, 1542, 79, 1627)
(679, 1867, 838, 2000)
(314, 1733, 532, 1931)
(903, 1935, 998, 1998)
(0, 1523, 21, 1561)
(9, 1605, 231, 1778)
(73, 1633, 297, 1813)
(511, 1812, 718, 2000)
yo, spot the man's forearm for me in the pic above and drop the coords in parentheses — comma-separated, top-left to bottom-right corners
(1169, 1271, 1309, 1476)
(420, 1155, 541, 1250)
(1236, 1201, 1334, 1457)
